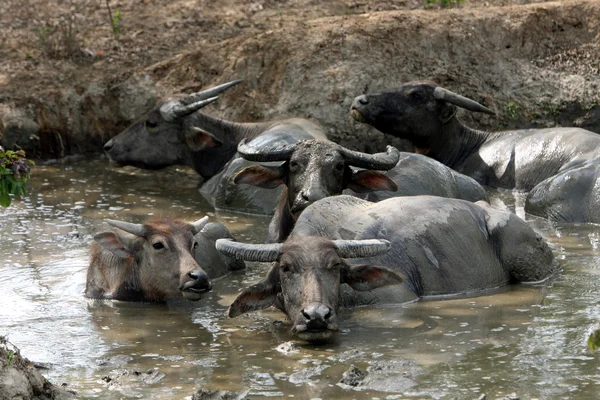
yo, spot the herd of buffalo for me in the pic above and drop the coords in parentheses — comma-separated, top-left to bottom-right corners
(86, 78, 600, 342)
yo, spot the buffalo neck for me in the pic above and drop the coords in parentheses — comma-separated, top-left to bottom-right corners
(428, 118, 496, 169)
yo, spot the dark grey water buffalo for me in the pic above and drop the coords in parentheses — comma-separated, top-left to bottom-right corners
(234, 139, 486, 242)
(103, 80, 327, 214)
(86, 216, 244, 302)
(216, 195, 558, 342)
(350, 81, 600, 222)
(234, 139, 400, 242)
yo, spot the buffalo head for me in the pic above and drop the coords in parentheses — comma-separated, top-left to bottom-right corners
(103, 80, 241, 174)
(216, 236, 403, 342)
(350, 81, 495, 150)
(89, 216, 213, 302)
(233, 139, 400, 218)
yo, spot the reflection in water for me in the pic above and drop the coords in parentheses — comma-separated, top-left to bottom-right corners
(0, 159, 598, 399)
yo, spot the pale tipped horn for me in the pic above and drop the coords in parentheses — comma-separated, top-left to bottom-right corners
(237, 138, 297, 162)
(433, 87, 495, 115)
(333, 239, 391, 258)
(183, 79, 243, 104)
(216, 239, 283, 262)
(106, 219, 146, 237)
(190, 216, 210, 235)
(160, 96, 219, 122)
(338, 145, 400, 170)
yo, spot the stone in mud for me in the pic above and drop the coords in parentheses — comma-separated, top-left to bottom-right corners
(192, 389, 250, 400)
(337, 364, 367, 388)
(101, 368, 165, 389)
(275, 341, 299, 354)
(336, 359, 420, 393)
(0, 337, 75, 400)
(287, 365, 329, 384)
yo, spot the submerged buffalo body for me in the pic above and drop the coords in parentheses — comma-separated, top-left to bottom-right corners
(217, 195, 558, 342)
(103, 80, 326, 215)
(86, 217, 243, 302)
(350, 81, 600, 222)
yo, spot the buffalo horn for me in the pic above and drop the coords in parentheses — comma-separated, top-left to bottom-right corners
(160, 96, 219, 122)
(433, 87, 495, 115)
(190, 216, 210, 235)
(333, 239, 391, 258)
(215, 239, 282, 262)
(184, 79, 243, 104)
(237, 139, 297, 162)
(339, 145, 400, 170)
(106, 219, 146, 237)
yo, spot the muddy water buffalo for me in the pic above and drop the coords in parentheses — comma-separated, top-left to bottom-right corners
(216, 195, 558, 342)
(103, 80, 327, 215)
(234, 139, 486, 242)
(350, 81, 600, 222)
(234, 139, 400, 242)
(86, 216, 244, 302)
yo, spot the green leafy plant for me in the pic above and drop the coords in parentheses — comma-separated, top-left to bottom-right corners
(106, 0, 121, 37)
(506, 101, 520, 121)
(6, 350, 14, 367)
(0, 147, 34, 208)
(425, 0, 465, 7)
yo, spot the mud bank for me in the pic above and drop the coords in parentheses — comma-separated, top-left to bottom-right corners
(1, 1, 599, 159)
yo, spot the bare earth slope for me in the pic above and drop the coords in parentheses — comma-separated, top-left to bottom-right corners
(0, 0, 598, 158)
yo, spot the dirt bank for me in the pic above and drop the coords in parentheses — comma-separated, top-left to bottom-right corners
(1, 0, 598, 158)
(0, 337, 74, 400)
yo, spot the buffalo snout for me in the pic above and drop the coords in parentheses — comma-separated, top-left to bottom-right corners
(180, 269, 212, 301)
(294, 302, 339, 342)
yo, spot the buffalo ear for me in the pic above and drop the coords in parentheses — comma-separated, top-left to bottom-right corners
(341, 264, 404, 291)
(234, 165, 286, 189)
(94, 232, 134, 259)
(185, 127, 223, 151)
(347, 170, 398, 193)
(227, 266, 281, 317)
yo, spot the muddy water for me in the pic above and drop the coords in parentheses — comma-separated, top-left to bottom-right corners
(0, 160, 598, 399)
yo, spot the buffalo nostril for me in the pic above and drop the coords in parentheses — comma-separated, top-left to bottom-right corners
(301, 309, 311, 320)
(301, 191, 309, 201)
(188, 271, 201, 280)
(358, 95, 368, 105)
(103, 140, 114, 152)
(324, 307, 332, 320)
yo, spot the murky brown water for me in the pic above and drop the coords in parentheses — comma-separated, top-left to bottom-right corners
(1, 160, 598, 399)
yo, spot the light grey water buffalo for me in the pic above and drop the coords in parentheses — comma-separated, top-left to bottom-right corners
(234, 139, 400, 242)
(103, 79, 327, 215)
(233, 139, 487, 242)
(216, 195, 558, 342)
(86, 216, 244, 302)
(350, 81, 600, 222)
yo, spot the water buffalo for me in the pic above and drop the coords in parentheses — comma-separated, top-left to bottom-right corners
(216, 195, 558, 342)
(234, 139, 487, 242)
(234, 139, 400, 242)
(86, 216, 244, 302)
(350, 81, 600, 222)
(103, 80, 327, 215)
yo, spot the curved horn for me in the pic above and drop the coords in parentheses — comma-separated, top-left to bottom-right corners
(237, 139, 297, 162)
(338, 145, 400, 170)
(216, 239, 283, 262)
(433, 87, 495, 115)
(106, 219, 146, 237)
(184, 79, 243, 104)
(190, 216, 210, 235)
(160, 96, 219, 122)
(333, 239, 391, 258)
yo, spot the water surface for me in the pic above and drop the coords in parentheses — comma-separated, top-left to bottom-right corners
(0, 160, 598, 399)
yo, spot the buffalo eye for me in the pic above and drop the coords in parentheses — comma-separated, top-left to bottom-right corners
(146, 120, 158, 129)
(409, 90, 424, 102)
(289, 161, 299, 170)
(280, 263, 291, 273)
(152, 242, 165, 250)
(334, 162, 345, 172)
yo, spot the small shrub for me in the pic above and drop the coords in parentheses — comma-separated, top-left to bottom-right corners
(0, 147, 34, 208)
(506, 101, 520, 121)
(425, 0, 465, 8)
